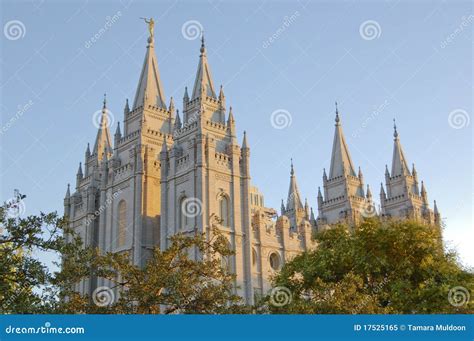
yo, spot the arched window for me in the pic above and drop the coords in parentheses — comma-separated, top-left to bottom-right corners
(117, 200, 126, 247)
(269, 252, 281, 271)
(252, 248, 258, 266)
(179, 197, 188, 230)
(219, 195, 229, 226)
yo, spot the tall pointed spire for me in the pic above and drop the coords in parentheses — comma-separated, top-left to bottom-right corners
(391, 119, 410, 177)
(93, 95, 113, 161)
(366, 184, 372, 200)
(77, 162, 83, 178)
(191, 34, 217, 100)
(85, 143, 91, 157)
(174, 109, 182, 131)
(242, 131, 248, 149)
(286, 159, 303, 211)
(329, 102, 356, 178)
(65, 183, 70, 198)
(380, 182, 386, 200)
(133, 24, 166, 110)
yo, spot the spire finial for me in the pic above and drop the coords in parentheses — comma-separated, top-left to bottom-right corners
(200, 31, 205, 54)
(335, 101, 340, 124)
(393, 118, 398, 138)
(290, 158, 294, 176)
(103, 93, 107, 109)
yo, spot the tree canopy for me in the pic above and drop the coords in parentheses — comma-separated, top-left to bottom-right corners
(1, 194, 472, 314)
(268, 218, 473, 314)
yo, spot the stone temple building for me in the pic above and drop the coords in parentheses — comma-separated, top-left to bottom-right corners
(63, 26, 440, 304)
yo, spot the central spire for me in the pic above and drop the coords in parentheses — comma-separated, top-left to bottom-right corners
(329, 102, 356, 178)
(93, 94, 113, 161)
(391, 119, 410, 177)
(191, 34, 217, 101)
(133, 20, 166, 110)
(286, 159, 303, 211)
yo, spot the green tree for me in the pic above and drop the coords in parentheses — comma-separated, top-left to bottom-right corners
(0, 194, 243, 314)
(268, 218, 473, 314)
(91, 229, 241, 314)
(0, 193, 90, 313)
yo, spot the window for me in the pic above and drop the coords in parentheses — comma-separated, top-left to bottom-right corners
(117, 200, 126, 247)
(179, 197, 188, 229)
(269, 252, 281, 271)
(219, 195, 229, 226)
(252, 248, 258, 266)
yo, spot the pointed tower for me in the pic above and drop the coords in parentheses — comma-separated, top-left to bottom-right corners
(93, 94, 113, 162)
(281, 159, 307, 230)
(317, 103, 371, 227)
(133, 32, 166, 110)
(160, 36, 255, 304)
(380, 120, 439, 225)
(182, 34, 221, 125)
(191, 35, 217, 100)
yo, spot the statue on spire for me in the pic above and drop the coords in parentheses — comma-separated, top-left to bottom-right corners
(141, 17, 155, 38)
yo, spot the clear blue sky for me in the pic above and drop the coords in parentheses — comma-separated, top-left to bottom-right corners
(1, 0, 472, 266)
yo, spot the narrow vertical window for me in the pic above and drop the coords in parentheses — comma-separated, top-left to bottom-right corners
(219, 196, 229, 226)
(180, 197, 188, 229)
(118, 200, 126, 247)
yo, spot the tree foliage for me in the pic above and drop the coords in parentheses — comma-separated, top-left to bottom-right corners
(268, 218, 473, 314)
(88, 229, 242, 314)
(0, 194, 241, 314)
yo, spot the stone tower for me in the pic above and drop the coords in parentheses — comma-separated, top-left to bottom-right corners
(64, 33, 173, 297)
(380, 120, 440, 225)
(159, 35, 254, 303)
(280, 160, 311, 231)
(316, 103, 373, 227)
